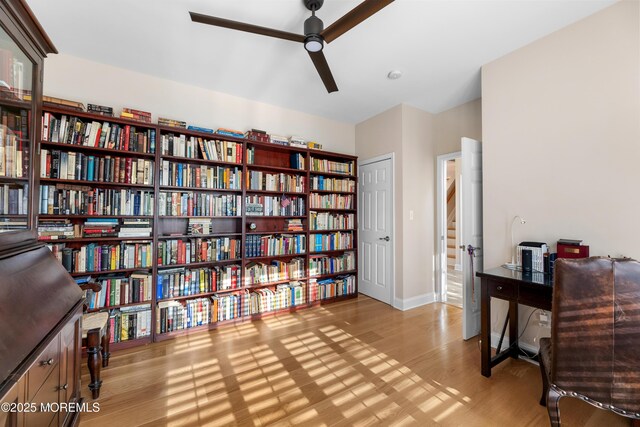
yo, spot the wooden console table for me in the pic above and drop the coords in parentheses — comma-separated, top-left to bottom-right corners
(476, 267, 553, 377)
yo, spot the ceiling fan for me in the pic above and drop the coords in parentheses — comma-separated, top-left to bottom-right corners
(189, 0, 395, 93)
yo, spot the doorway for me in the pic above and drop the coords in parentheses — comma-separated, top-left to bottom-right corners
(358, 154, 394, 305)
(437, 152, 462, 308)
(437, 138, 484, 339)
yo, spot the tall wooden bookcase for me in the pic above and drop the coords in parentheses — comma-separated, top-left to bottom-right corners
(38, 106, 358, 348)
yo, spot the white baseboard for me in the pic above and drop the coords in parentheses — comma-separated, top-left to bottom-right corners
(394, 293, 436, 311)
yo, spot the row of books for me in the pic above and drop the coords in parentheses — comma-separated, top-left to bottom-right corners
(83, 273, 153, 309)
(287, 218, 303, 231)
(109, 305, 152, 343)
(156, 291, 244, 333)
(310, 157, 354, 175)
(158, 192, 241, 217)
(309, 211, 355, 231)
(0, 126, 27, 178)
(310, 175, 356, 193)
(41, 149, 154, 185)
(308, 251, 356, 277)
(156, 265, 242, 299)
(38, 218, 152, 240)
(157, 298, 213, 332)
(309, 275, 356, 301)
(245, 171, 306, 193)
(247, 283, 306, 315)
(244, 258, 306, 286)
(0, 217, 27, 232)
(161, 134, 243, 163)
(245, 234, 306, 258)
(120, 107, 151, 123)
(160, 162, 241, 189)
(0, 183, 27, 215)
(42, 113, 156, 154)
(39, 185, 154, 216)
(244, 195, 305, 217)
(310, 232, 354, 253)
(47, 241, 153, 273)
(309, 193, 354, 210)
(156, 237, 241, 266)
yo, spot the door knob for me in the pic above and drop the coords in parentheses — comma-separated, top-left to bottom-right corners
(379, 236, 390, 241)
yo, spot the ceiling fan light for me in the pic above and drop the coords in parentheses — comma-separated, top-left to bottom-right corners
(304, 35, 323, 52)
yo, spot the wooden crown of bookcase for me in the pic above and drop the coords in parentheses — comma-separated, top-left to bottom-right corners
(38, 104, 359, 349)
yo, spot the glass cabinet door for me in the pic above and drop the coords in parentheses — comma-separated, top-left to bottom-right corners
(0, 21, 34, 233)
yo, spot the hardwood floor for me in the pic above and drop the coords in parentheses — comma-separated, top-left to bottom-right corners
(79, 296, 630, 426)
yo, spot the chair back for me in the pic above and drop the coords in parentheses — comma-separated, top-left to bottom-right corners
(551, 257, 640, 413)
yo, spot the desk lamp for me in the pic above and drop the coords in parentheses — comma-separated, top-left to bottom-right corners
(504, 215, 526, 269)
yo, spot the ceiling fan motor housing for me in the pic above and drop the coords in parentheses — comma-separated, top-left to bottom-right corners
(304, 14, 324, 36)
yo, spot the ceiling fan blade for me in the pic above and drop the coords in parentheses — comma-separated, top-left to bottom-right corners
(308, 51, 338, 93)
(321, 0, 394, 44)
(190, 12, 305, 43)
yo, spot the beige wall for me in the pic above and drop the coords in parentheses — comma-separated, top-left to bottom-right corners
(434, 98, 482, 156)
(402, 105, 436, 301)
(355, 104, 437, 307)
(355, 105, 405, 300)
(43, 54, 355, 154)
(482, 0, 640, 345)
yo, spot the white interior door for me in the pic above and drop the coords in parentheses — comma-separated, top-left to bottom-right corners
(358, 157, 393, 305)
(461, 138, 483, 339)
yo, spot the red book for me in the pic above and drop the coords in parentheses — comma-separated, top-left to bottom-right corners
(105, 280, 111, 307)
(123, 125, 130, 151)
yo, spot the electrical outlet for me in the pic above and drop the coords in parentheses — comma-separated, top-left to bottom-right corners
(538, 310, 550, 328)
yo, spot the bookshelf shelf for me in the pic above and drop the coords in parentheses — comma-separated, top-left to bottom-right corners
(39, 214, 154, 219)
(158, 215, 242, 219)
(38, 236, 152, 243)
(245, 254, 307, 262)
(0, 177, 29, 184)
(245, 189, 306, 196)
(159, 185, 241, 193)
(246, 230, 307, 235)
(246, 164, 307, 174)
(157, 258, 242, 269)
(68, 267, 152, 277)
(86, 300, 153, 313)
(40, 177, 154, 189)
(0, 97, 30, 110)
(309, 171, 356, 178)
(310, 189, 355, 195)
(309, 249, 355, 256)
(160, 154, 241, 167)
(310, 270, 357, 280)
(157, 232, 242, 240)
(243, 277, 308, 290)
(309, 228, 355, 233)
(34, 103, 358, 348)
(309, 208, 357, 213)
(40, 141, 155, 159)
(158, 291, 218, 302)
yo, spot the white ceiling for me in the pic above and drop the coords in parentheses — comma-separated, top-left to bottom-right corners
(26, 0, 616, 124)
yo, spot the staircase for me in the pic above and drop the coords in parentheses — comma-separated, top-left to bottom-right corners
(446, 180, 457, 268)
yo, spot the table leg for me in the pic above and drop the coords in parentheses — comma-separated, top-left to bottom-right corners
(87, 328, 103, 399)
(509, 300, 519, 359)
(481, 279, 491, 377)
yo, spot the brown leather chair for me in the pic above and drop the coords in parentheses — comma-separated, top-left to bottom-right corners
(539, 257, 640, 426)
(79, 282, 111, 399)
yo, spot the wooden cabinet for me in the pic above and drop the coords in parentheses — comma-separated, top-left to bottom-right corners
(0, 303, 82, 427)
